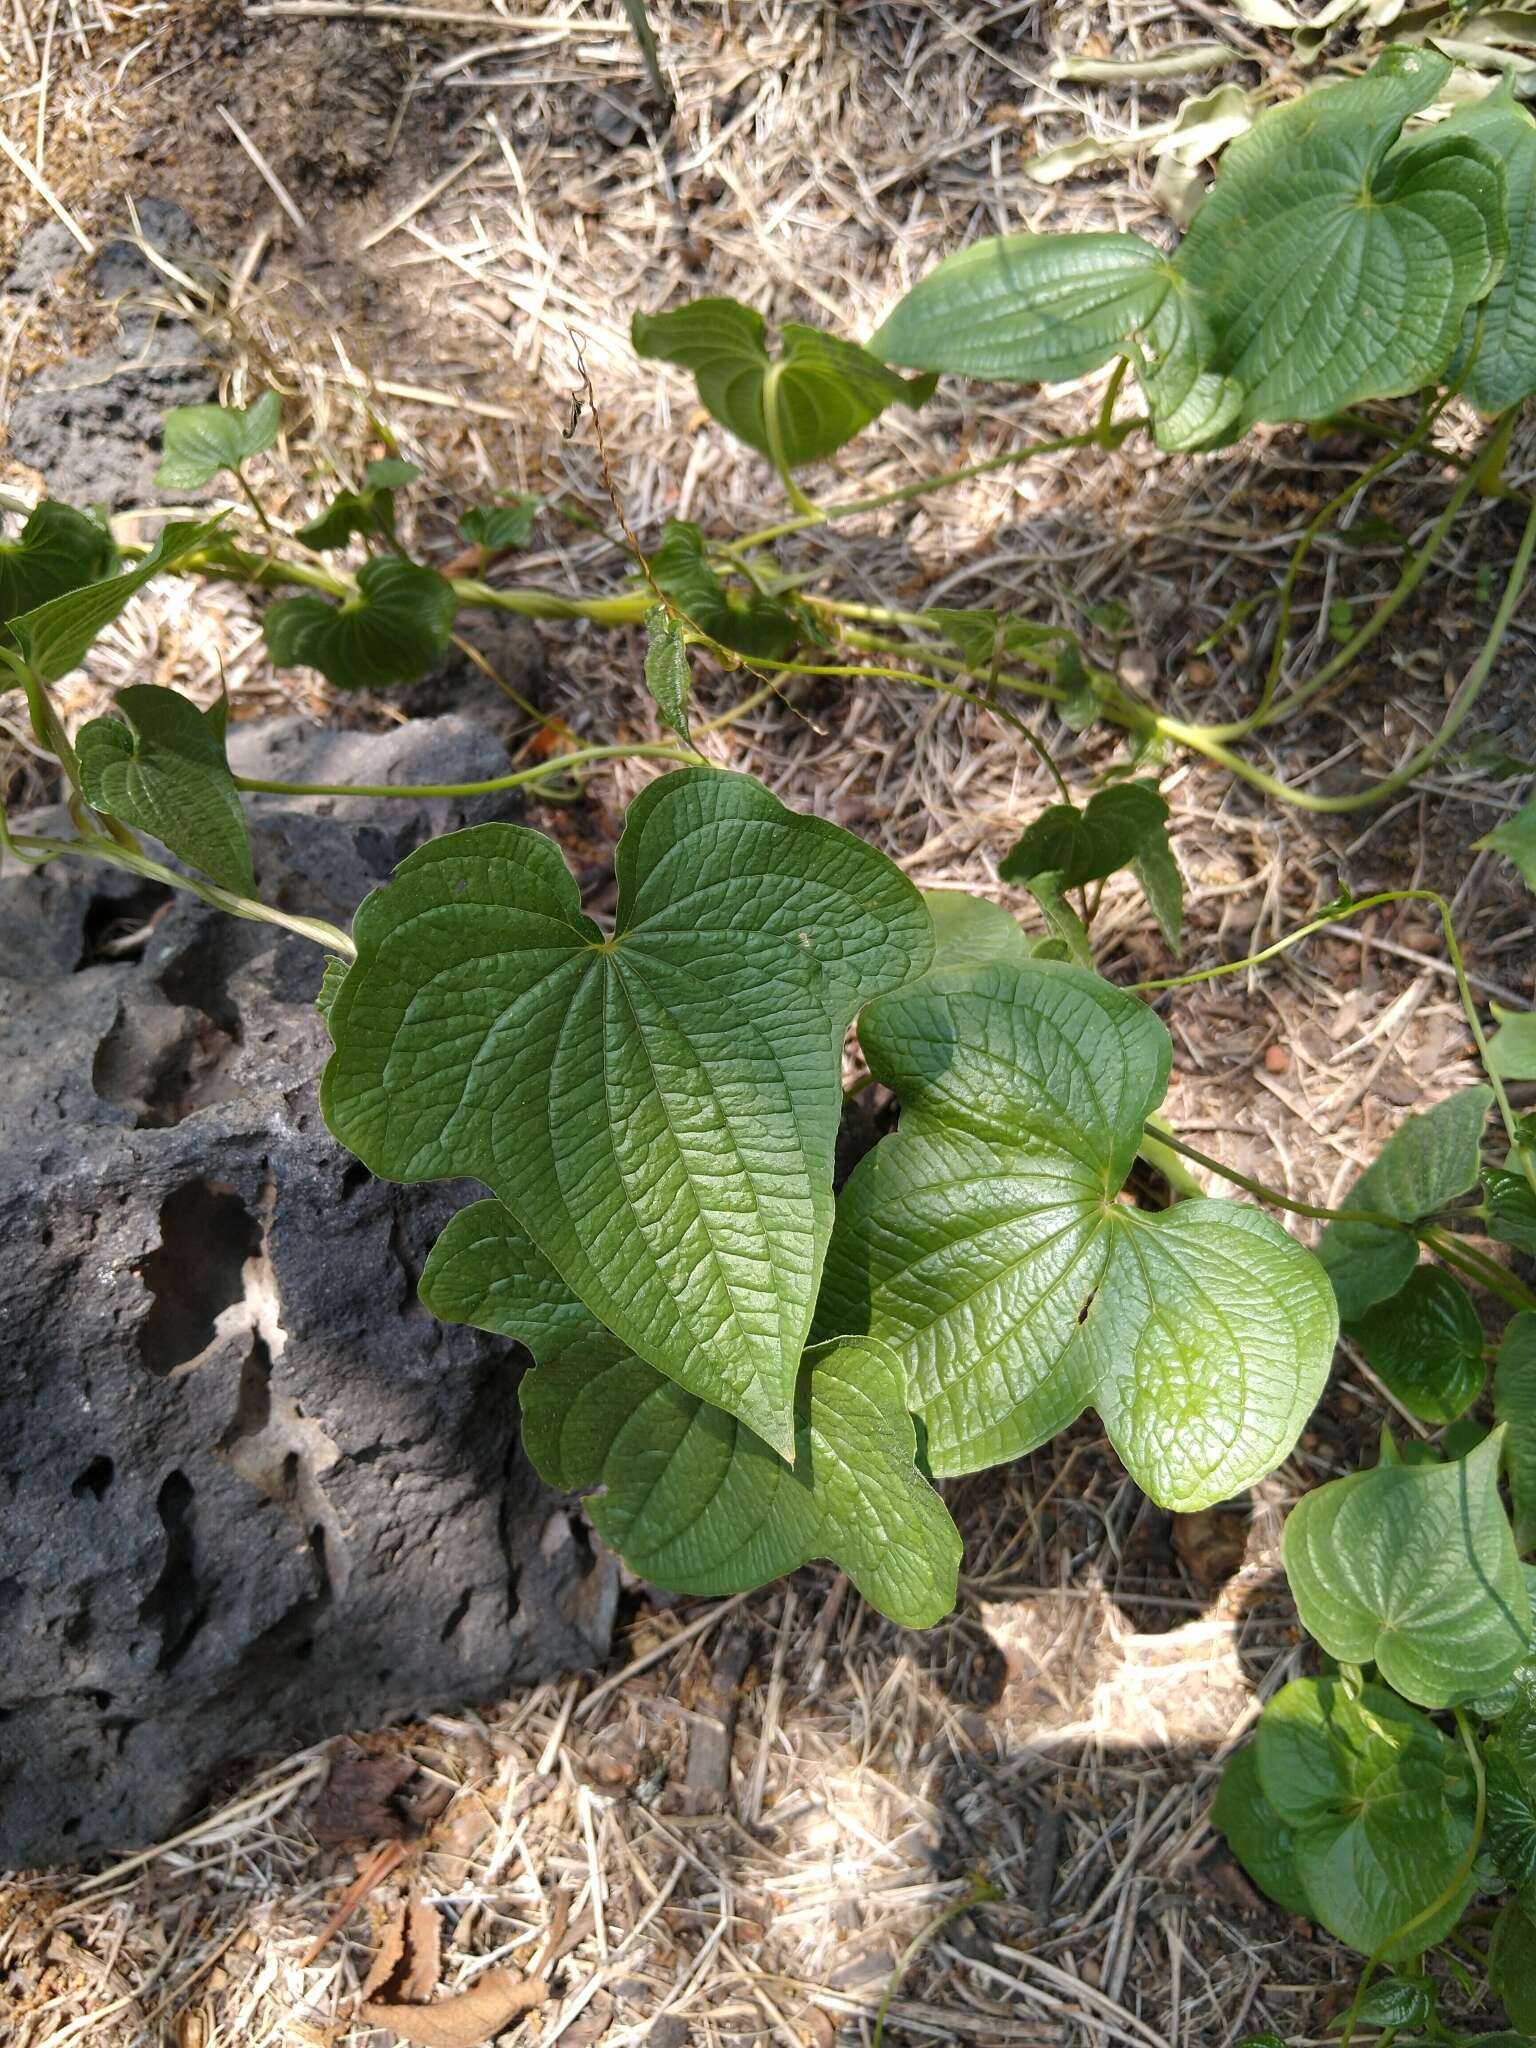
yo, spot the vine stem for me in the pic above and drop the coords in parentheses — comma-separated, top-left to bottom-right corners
(1150, 489, 1536, 813)
(0, 812, 355, 957)
(1142, 1125, 1412, 1231)
(870, 1877, 999, 2048)
(1337, 1709, 1486, 2048)
(235, 737, 700, 800)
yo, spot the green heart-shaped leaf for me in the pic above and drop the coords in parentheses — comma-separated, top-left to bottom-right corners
(1489, 1007, 1536, 1082)
(155, 391, 281, 490)
(648, 519, 799, 659)
(1498, 1312, 1536, 1555)
(632, 297, 935, 468)
(1175, 48, 1507, 429)
(1491, 1897, 1536, 2031)
(419, 1199, 961, 1626)
(320, 768, 933, 1456)
(9, 518, 224, 681)
(1349, 1265, 1486, 1425)
(920, 891, 1032, 977)
(1479, 796, 1536, 893)
(1210, 1741, 1313, 1919)
(1256, 1675, 1477, 1960)
(817, 962, 1337, 1503)
(1356, 1978, 1437, 2032)
(1318, 1087, 1493, 1321)
(1282, 1430, 1530, 1707)
(1000, 782, 1184, 948)
(871, 230, 1240, 452)
(76, 685, 253, 894)
(458, 498, 540, 552)
(1440, 91, 1536, 415)
(0, 502, 115, 627)
(297, 459, 421, 550)
(263, 558, 456, 689)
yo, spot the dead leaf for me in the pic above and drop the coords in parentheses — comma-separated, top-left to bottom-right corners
(361, 1895, 442, 2006)
(361, 1968, 548, 2048)
(1170, 1506, 1250, 1592)
(311, 1743, 454, 1845)
(558, 1990, 614, 2046)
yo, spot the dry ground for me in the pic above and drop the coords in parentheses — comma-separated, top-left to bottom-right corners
(4, 3, 1536, 2044)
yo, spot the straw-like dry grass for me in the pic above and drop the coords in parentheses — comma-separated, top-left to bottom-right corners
(4, 3, 1536, 2043)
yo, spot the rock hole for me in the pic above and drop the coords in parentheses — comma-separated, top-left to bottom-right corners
(440, 1587, 474, 1642)
(93, 996, 240, 1128)
(137, 1181, 261, 1375)
(340, 1160, 370, 1199)
(138, 1470, 207, 1672)
(75, 878, 173, 968)
(71, 1456, 115, 1501)
(60, 1816, 80, 1838)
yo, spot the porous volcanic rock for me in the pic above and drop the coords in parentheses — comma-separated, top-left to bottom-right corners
(0, 715, 617, 1868)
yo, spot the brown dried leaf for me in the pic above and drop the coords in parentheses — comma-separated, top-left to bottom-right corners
(360, 1968, 548, 2048)
(311, 1743, 453, 1845)
(361, 1895, 442, 2005)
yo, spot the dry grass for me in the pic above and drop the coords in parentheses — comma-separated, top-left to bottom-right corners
(4, 2, 1536, 2043)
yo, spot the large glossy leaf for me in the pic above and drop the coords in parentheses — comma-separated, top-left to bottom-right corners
(647, 519, 798, 659)
(631, 297, 934, 468)
(1498, 1312, 1536, 1555)
(816, 963, 1336, 1503)
(1349, 1265, 1486, 1424)
(1175, 48, 1507, 429)
(0, 502, 115, 626)
(1487, 1674, 1536, 1910)
(154, 391, 281, 489)
(321, 768, 933, 1457)
(420, 1199, 961, 1625)
(1211, 1742, 1313, 1919)
(1256, 1676, 1477, 1960)
(1487, 1168, 1536, 1255)
(1439, 90, 1536, 414)
(1318, 1087, 1493, 1321)
(871, 231, 1240, 452)
(263, 558, 457, 689)
(76, 686, 253, 894)
(8, 519, 222, 681)
(1487, 1007, 1536, 1081)
(1282, 1431, 1530, 1707)
(920, 891, 1032, 976)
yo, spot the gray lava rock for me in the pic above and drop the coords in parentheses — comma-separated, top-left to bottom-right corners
(90, 199, 206, 302)
(2, 219, 82, 297)
(0, 714, 616, 1869)
(5, 318, 216, 509)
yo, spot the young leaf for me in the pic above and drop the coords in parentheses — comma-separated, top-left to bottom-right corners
(1317, 1087, 1493, 1321)
(817, 962, 1337, 1503)
(1438, 91, 1536, 414)
(263, 558, 457, 689)
(1000, 783, 1184, 948)
(648, 519, 798, 659)
(1354, 1979, 1437, 2032)
(871, 231, 1241, 452)
(1348, 1265, 1486, 1425)
(642, 604, 692, 742)
(155, 391, 281, 489)
(320, 769, 933, 1458)
(1281, 1431, 1531, 1708)
(8, 518, 223, 681)
(297, 459, 421, 551)
(1256, 1675, 1477, 1959)
(631, 297, 934, 468)
(76, 685, 254, 894)
(1486, 1170, 1536, 1256)
(419, 1200, 961, 1626)
(1478, 794, 1536, 893)
(1175, 48, 1508, 430)
(1497, 1312, 1536, 1555)
(0, 502, 115, 625)
(1490, 1897, 1536, 2030)
(1210, 1742, 1313, 1919)
(1021, 870, 1093, 969)
(458, 498, 540, 553)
